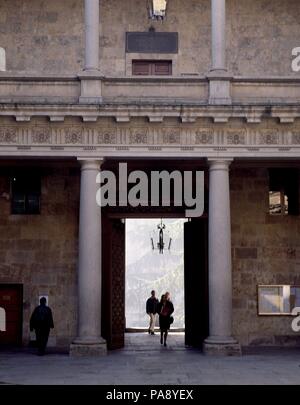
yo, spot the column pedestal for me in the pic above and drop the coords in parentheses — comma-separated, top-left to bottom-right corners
(208, 72, 232, 105)
(203, 337, 241, 356)
(79, 71, 103, 104)
(70, 340, 107, 357)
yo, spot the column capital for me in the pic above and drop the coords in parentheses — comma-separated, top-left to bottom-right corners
(207, 158, 233, 170)
(77, 158, 105, 171)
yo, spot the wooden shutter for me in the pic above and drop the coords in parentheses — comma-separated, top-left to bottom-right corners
(132, 60, 172, 76)
(132, 61, 151, 75)
(153, 61, 172, 75)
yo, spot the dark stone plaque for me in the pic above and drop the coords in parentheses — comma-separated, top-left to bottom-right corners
(126, 32, 178, 54)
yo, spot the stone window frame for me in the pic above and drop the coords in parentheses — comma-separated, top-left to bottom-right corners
(125, 53, 178, 76)
(10, 173, 41, 215)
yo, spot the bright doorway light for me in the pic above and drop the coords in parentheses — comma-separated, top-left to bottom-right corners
(125, 218, 185, 329)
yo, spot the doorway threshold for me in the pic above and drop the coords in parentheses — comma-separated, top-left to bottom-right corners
(126, 327, 185, 333)
(124, 332, 188, 352)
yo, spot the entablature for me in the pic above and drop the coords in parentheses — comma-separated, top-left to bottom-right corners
(0, 112, 300, 159)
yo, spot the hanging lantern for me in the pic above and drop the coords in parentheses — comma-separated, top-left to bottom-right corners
(150, 219, 172, 254)
(148, 0, 168, 20)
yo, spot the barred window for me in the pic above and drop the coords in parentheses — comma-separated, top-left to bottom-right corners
(11, 174, 41, 215)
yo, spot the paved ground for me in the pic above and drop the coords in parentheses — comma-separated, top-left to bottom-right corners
(0, 333, 300, 385)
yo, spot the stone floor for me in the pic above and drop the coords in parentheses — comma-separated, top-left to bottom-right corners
(0, 333, 300, 385)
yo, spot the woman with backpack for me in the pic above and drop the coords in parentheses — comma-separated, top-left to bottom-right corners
(158, 292, 174, 347)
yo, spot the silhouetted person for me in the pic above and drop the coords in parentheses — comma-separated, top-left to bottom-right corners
(30, 297, 54, 355)
(146, 290, 159, 335)
(158, 292, 174, 347)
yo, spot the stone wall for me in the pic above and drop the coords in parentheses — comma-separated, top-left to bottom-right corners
(231, 167, 300, 346)
(100, 0, 211, 77)
(1, 0, 299, 76)
(0, 0, 84, 74)
(0, 166, 80, 347)
(227, 0, 300, 76)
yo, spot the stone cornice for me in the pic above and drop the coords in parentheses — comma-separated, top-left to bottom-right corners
(0, 104, 300, 124)
(0, 73, 79, 81)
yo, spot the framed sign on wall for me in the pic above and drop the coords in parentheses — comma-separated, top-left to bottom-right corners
(258, 285, 300, 315)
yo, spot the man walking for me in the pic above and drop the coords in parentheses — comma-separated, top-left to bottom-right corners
(30, 297, 54, 355)
(146, 290, 159, 335)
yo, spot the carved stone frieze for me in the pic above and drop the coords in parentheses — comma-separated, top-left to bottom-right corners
(0, 127, 17, 143)
(129, 129, 149, 144)
(195, 129, 214, 145)
(227, 129, 246, 145)
(98, 131, 117, 144)
(161, 129, 180, 144)
(0, 124, 299, 157)
(259, 130, 279, 145)
(32, 127, 51, 144)
(64, 127, 83, 144)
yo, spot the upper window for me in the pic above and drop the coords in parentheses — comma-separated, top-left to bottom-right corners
(132, 60, 172, 76)
(11, 174, 41, 215)
(269, 169, 299, 216)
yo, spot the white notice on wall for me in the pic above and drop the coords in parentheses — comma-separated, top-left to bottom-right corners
(258, 286, 282, 314)
(0, 307, 6, 332)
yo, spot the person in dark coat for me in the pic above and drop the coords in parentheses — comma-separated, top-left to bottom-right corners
(157, 292, 174, 347)
(146, 290, 159, 335)
(30, 297, 54, 355)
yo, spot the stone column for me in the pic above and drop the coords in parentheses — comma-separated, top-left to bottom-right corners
(203, 159, 241, 355)
(208, 0, 231, 105)
(211, 0, 226, 72)
(79, 0, 102, 103)
(70, 159, 107, 356)
(84, 0, 100, 72)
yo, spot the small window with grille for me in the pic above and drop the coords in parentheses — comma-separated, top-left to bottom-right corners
(11, 174, 41, 215)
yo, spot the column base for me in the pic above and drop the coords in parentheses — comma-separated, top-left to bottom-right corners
(69, 338, 107, 357)
(203, 337, 241, 356)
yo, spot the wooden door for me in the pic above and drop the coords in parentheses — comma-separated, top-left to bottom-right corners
(102, 218, 126, 350)
(0, 285, 23, 346)
(184, 219, 209, 348)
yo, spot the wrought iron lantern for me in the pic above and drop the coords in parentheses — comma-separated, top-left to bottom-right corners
(151, 219, 172, 254)
(148, 0, 168, 20)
